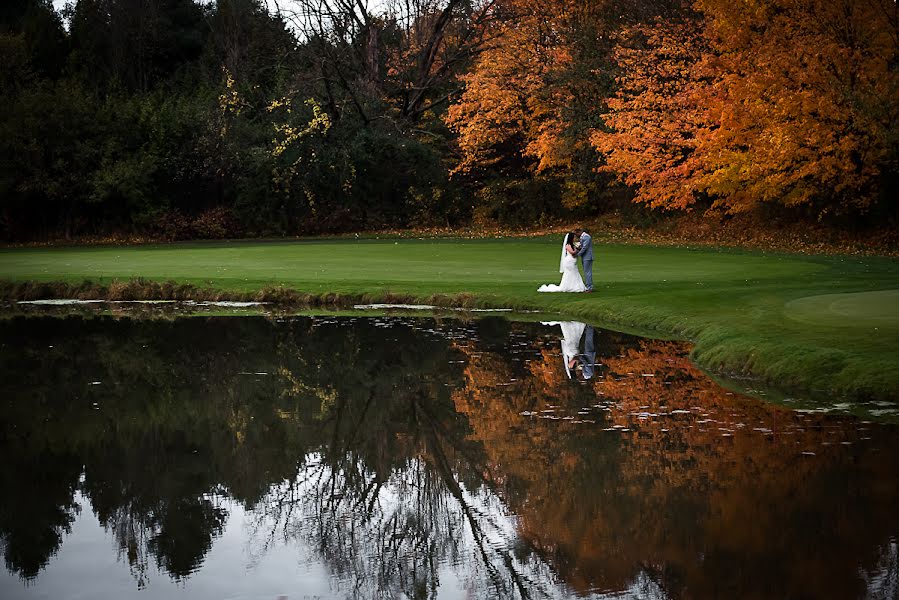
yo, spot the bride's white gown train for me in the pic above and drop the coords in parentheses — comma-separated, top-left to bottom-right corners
(538, 244, 586, 293)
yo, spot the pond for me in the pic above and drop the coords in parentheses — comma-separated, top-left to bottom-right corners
(1, 312, 897, 599)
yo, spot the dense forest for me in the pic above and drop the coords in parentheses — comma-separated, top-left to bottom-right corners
(1, 0, 896, 241)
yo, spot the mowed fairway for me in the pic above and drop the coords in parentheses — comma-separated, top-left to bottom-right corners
(2, 237, 898, 401)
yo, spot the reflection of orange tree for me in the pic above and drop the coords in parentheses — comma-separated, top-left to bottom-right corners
(452, 338, 899, 598)
(451, 341, 587, 488)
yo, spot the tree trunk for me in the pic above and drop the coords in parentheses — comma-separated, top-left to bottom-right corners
(365, 24, 379, 92)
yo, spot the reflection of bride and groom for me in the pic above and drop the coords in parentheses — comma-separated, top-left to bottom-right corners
(543, 321, 597, 380)
(538, 227, 594, 293)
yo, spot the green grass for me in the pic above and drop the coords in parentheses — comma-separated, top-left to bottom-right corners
(2, 237, 898, 401)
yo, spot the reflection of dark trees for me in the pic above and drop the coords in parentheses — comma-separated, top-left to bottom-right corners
(0, 318, 86, 579)
(83, 446, 229, 585)
(1, 315, 899, 598)
(0, 316, 300, 584)
(861, 540, 898, 599)
(0, 315, 559, 596)
(253, 317, 557, 598)
(0, 451, 81, 580)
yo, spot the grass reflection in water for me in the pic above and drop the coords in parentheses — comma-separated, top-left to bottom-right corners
(0, 314, 897, 599)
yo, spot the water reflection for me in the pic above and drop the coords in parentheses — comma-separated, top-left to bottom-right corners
(543, 321, 597, 380)
(0, 314, 897, 599)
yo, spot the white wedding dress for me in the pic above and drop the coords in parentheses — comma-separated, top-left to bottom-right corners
(541, 321, 586, 379)
(538, 237, 586, 293)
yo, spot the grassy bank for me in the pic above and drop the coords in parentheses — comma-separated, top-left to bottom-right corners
(1, 237, 897, 401)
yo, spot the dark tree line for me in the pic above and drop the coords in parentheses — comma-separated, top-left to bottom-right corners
(0, 0, 481, 240)
(1, 0, 895, 242)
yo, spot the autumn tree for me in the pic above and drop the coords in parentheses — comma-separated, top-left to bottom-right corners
(591, 10, 718, 210)
(596, 0, 899, 218)
(446, 1, 606, 175)
(445, 0, 678, 220)
(699, 0, 899, 217)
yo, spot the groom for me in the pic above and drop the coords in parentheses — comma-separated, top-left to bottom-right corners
(581, 325, 596, 379)
(574, 227, 594, 292)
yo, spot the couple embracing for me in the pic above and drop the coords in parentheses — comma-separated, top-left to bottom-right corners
(538, 228, 594, 293)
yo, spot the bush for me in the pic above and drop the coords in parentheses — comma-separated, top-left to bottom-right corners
(191, 207, 239, 239)
(150, 210, 192, 241)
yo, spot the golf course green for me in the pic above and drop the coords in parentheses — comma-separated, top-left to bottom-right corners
(2, 237, 897, 402)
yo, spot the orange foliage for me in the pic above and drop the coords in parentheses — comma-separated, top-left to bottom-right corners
(445, 0, 609, 176)
(595, 0, 899, 215)
(592, 15, 717, 210)
(449, 336, 899, 597)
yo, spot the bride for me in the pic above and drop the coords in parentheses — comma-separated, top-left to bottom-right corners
(538, 232, 587, 293)
(542, 320, 587, 379)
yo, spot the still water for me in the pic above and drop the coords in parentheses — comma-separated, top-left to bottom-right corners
(0, 313, 897, 599)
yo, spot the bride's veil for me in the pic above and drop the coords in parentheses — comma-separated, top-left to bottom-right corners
(559, 233, 570, 273)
